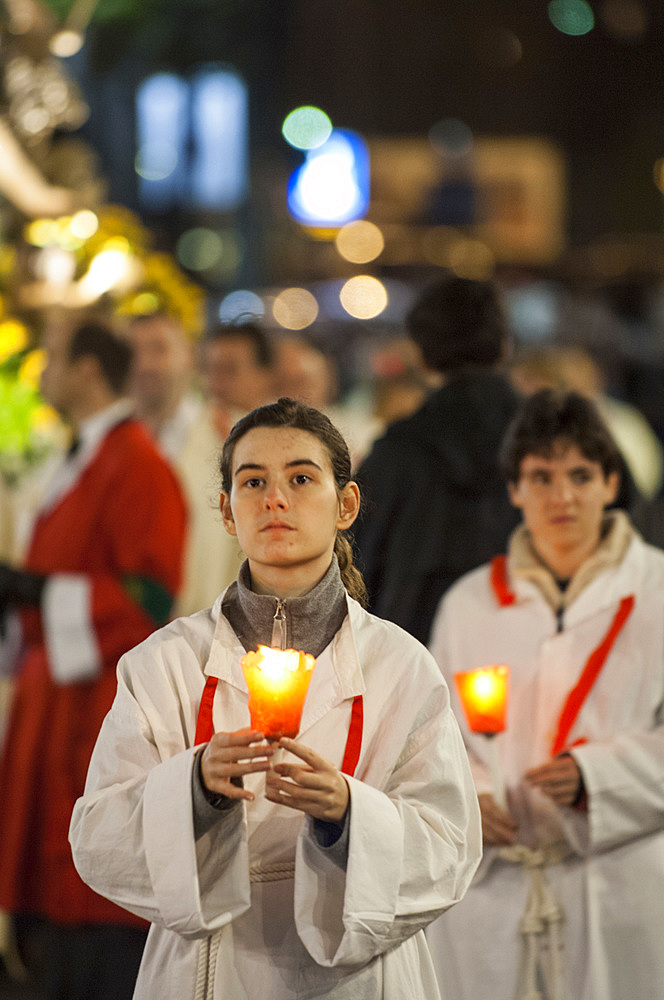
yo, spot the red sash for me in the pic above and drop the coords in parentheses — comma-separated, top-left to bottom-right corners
(194, 675, 364, 777)
(489, 555, 635, 755)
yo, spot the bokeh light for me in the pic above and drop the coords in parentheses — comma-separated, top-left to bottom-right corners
(282, 106, 333, 150)
(339, 276, 388, 320)
(69, 210, 99, 240)
(176, 228, 224, 272)
(548, 0, 594, 35)
(429, 119, 474, 159)
(600, 0, 647, 40)
(49, 30, 84, 58)
(653, 159, 664, 194)
(135, 142, 179, 182)
(218, 290, 265, 323)
(448, 239, 495, 280)
(272, 288, 319, 330)
(335, 221, 385, 263)
(473, 27, 523, 70)
(287, 129, 370, 227)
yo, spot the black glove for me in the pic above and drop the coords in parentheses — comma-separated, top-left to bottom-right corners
(0, 563, 46, 610)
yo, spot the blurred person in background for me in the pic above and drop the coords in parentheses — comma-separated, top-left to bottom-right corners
(200, 321, 274, 434)
(272, 334, 381, 469)
(427, 389, 664, 1000)
(128, 312, 202, 462)
(0, 318, 187, 1000)
(354, 273, 521, 645)
(510, 344, 664, 499)
(173, 323, 275, 616)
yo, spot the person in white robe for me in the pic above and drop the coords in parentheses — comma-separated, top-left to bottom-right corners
(426, 388, 664, 1000)
(70, 396, 481, 1000)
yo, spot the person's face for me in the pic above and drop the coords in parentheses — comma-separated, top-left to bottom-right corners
(40, 325, 81, 417)
(129, 317, 192, 410)
(273, 341, 334, 408)
(220, 426, 359, 593)
(202, 336, 271, 412)
(508, 442, 619, 559)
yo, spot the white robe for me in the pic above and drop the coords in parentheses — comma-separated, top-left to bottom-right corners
(70, 594, 481, 999)
(426, 530, 664, 1000)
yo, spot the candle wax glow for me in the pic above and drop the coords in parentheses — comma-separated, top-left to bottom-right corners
(241, 645, 316, 739)
(454, 664, 509, 735)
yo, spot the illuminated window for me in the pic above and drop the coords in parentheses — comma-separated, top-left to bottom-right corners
(136, 66, 248, 213)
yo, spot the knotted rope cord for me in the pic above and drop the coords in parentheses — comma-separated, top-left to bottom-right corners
(498, 842, 572, 1000)
(250, 860, 295, 883)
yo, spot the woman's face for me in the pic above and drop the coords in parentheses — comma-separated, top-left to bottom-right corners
(220, 426, 359, 595)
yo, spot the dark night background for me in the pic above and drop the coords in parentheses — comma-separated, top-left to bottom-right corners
(68, 0, 664, 252)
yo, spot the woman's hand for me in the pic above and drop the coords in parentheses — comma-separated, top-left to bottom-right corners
(478, 793, 518, 846)
(264, 737, 350, 824)
(524, 754, 582, 807)
(200, 728, 274, 803)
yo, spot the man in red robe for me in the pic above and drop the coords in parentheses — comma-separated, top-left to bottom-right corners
(0, 318, 187, 999)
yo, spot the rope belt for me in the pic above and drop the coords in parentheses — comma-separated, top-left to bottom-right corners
(498, 842, 572, 1000)
(249, 860, 295, 883)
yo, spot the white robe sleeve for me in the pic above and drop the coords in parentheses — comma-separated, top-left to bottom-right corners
(70, 661, 252, 938)
(571, 712, 664, 852)
(293, 690, 482, 968)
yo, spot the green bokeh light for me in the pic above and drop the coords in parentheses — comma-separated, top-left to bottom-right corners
(548, 0, 595, 35)
(282, 106, 332, 150)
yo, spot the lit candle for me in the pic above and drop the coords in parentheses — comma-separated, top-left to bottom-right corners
(454, 664, 509, 735)
(454, 665, 510, 810)
(241, 645, 316, 740)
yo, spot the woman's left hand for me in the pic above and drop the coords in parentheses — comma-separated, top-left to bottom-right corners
(264, 737, 349, 824)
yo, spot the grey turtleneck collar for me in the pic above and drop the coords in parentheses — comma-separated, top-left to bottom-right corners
(221, 555, 348, 658)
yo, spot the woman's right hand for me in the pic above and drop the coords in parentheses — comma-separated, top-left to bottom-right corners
(201, 729, 274, 803)
(478, 792, 518, 846)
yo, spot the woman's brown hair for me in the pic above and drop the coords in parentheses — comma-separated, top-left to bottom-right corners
(220, 397, 368, 606)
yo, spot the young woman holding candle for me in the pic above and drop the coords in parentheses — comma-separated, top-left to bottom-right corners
(426, 388, 664, 1000)
(70, 396, 481, 1000)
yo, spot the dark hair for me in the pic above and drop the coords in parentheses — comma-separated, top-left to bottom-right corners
(220, 397, 367, 606)
(407, 274, 507, 373)
(69, 321, 133, 395)
(500, 389, 623, 483)
(205, 322, 274, 368)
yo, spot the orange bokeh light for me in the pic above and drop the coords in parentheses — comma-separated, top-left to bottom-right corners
(454, 664, 510, 734)
(241, 645, 316, 739)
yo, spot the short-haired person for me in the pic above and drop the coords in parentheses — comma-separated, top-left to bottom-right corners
(426, 389, 664, 1000)
(70, 397, 481, 1000)
(0, 319, 187, 998)
(355, 273, 521, 645)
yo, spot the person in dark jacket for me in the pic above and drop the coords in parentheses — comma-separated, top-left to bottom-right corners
(354, 274, 522, 645)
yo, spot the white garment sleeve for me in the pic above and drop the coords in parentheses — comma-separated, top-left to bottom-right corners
(571, 713, 664, 852)
(293, 693, 482, 968)
(42, 574, 102, 684)
(70, 660, 252, 937)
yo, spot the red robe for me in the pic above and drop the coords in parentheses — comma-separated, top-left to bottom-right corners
(0, 416, 187, 926)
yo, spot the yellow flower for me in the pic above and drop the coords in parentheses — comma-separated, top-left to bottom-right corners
(19, 349, 46, 389)
(0, 321, 29, 363)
